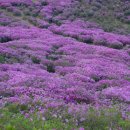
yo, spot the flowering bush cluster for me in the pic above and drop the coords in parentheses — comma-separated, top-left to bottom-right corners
(1, 0, 130, 33)
(0, 0, 130, 129)
(0, 24, 130, 117)
(50, 20, 130, 49)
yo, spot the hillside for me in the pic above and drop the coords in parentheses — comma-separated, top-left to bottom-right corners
(0, 0, 130, 130)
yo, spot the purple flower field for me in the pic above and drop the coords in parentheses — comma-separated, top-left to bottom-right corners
(0, 0, 130, 129)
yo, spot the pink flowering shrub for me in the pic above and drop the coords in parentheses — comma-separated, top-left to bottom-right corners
(0, 0, 130, 129)
(49, 20, 130, 49)
(0, 26, 129, 112)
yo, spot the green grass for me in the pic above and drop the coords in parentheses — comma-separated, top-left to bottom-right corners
(0, 110, 76, 130)
(0, 55, 6, 63)
(0, 104, 77, 130)
(73, 0, 130, 34)
(1, 104, 130, 130)
(81, 107, 130, 130)
(89, 16, 130, 34)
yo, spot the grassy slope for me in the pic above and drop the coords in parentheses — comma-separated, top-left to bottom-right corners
(71, 0, 130, 34)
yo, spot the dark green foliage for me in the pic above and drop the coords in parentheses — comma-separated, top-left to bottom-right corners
(0, 55, 6, 63)
(41, 1, 48, 6)
(110, 44, 123, 49)
(4, 104, 29, 114)
(124, 9, 130, 16)
(23, 10, 31, 16)
(47, 63, 55, 73)
(0, 54, 21, 64)
(126, 77, 130, 81)
(13, 10, 22, 16)
(0, 36, 12, 43)
(31, 56, 41, 64)
(11, 2, 28, 7)
(92, 76, 101, 82)
(46, 55, 58, 61)
(84, 37, 93, 44)
(97, 83, 109, 91)
(87, 10, 95, 17)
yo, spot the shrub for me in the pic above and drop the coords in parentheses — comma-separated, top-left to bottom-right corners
(41, 1, 48, 6)
(13, 10, 22, 16)
(0, 36, 12, 43)
(47, 63, 55, 73)
(0, 55, 6, 63)
(124, 10, 130, 16)
(87, 10, 95, 17)
(1, 55, 21, 64)
(23, 10, 31, 16)
(31, 56, 41, 64)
